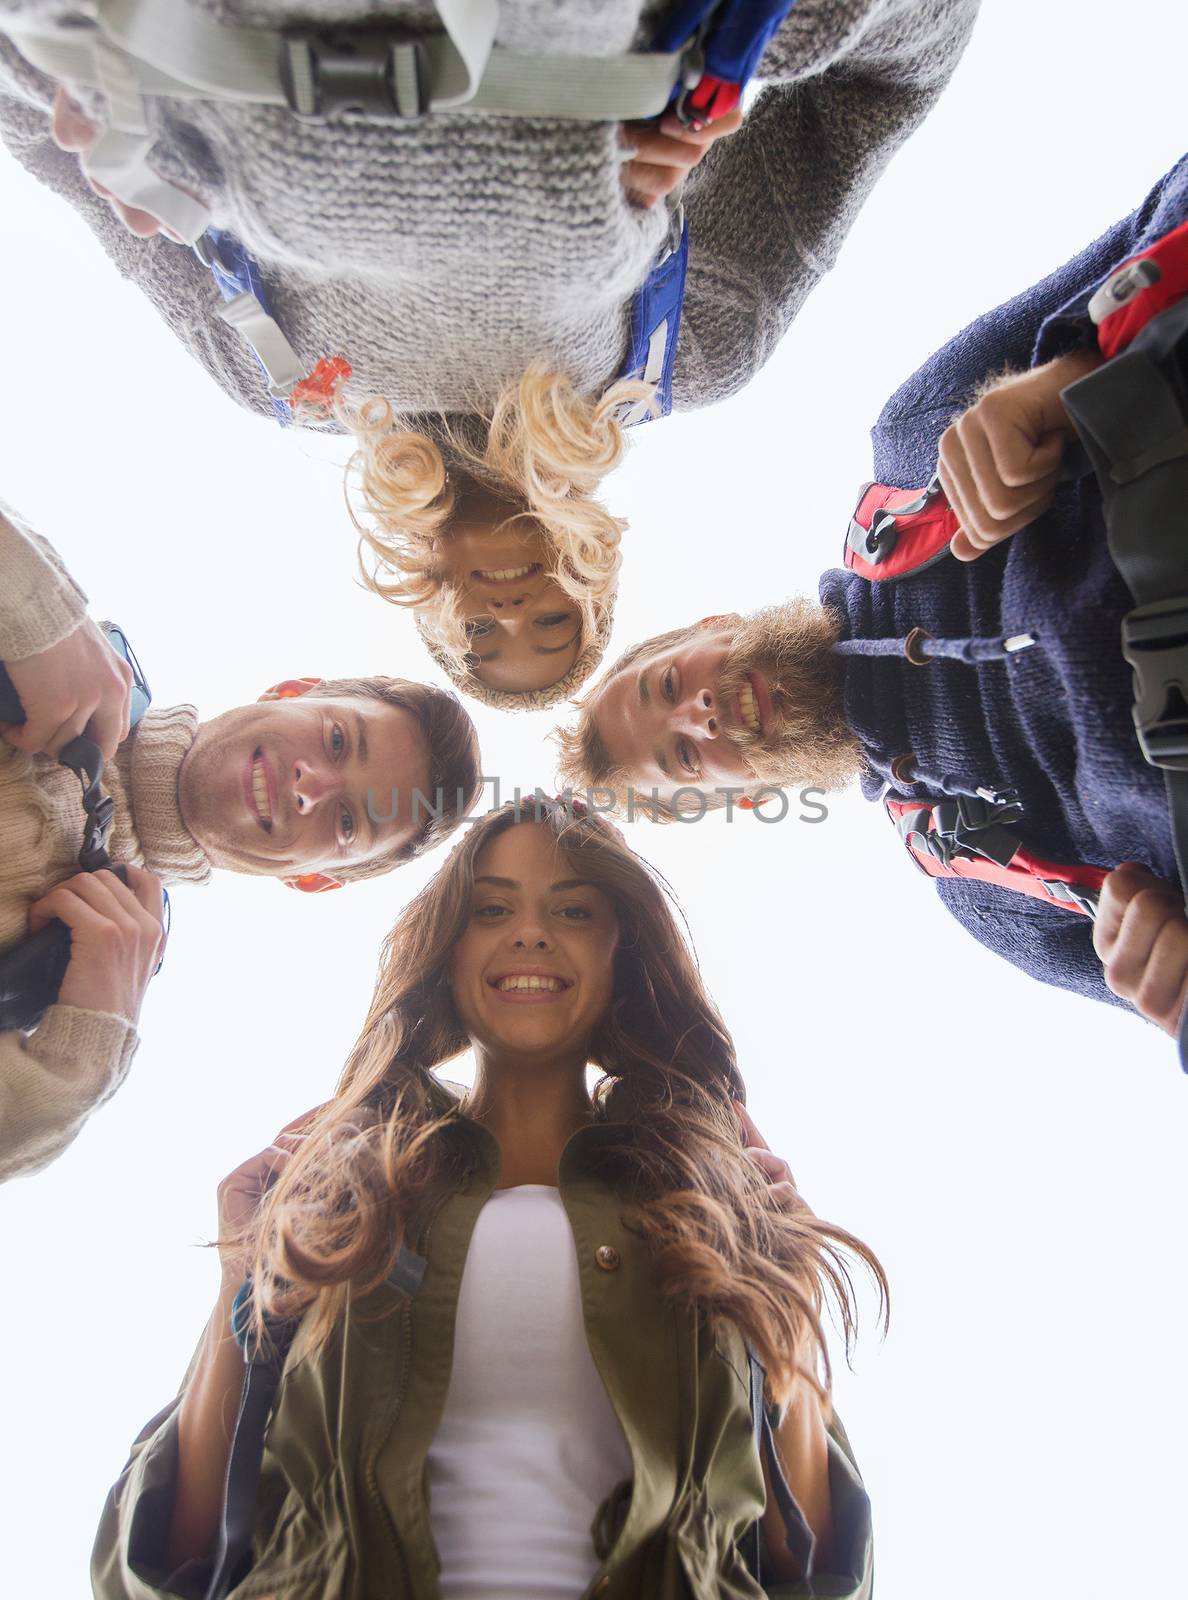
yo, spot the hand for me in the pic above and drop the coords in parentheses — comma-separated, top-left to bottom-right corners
(51, 86, 186, 241)
(215, 1109, 324, 1284)
(27, 866, 165, 1021)
(939, 349, 1102, 562)
(1, 617, 133, 761)
(1093, 863, 1188, 1037)
(733, 1098, 800, 1209)
(619, 108, 745, 208)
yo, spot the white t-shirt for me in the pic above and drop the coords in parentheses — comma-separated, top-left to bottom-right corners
(426, 1185, 634, 1599)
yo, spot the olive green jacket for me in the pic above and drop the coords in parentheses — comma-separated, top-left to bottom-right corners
(93, 1116, 872, 1600)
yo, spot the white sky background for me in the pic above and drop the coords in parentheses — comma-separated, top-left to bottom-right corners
(0, 5, 1185, 1595)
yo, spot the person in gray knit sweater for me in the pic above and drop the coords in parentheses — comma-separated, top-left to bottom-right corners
(0, 0, 978, 711)
(0, 506, 482, 1183)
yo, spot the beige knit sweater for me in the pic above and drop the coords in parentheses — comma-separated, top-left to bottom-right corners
(0, 507, 209, 1182)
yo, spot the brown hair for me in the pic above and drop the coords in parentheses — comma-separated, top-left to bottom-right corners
(304, 676, 482, 879)
(244, 802, 886, 1404)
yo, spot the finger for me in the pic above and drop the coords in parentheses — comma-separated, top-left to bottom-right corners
(121, 865, 166, 925)
(732, 1098, 771, 1151)
(623, 128, 714, 171)
(960, 412, 1058, 522)
(657, 107, 744, 143)
(765, 1180, 799, 1209)
(87, 681, 132, 761)
(1102, 890, 1179, 998)
(27, 884, 110, 938)
(1094, 864, 1166, 960)
(50, 86, 98, 152)
(621, 159, 687, 203)
(746, 1147, 796, 1186)
(986, 418, 1066, 492)
(1133, 917, 1188, 1034)
(937, 430, 981, 555)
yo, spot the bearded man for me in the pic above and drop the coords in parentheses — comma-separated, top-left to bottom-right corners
(0, 506, 481, 1180)
(557, 155, 1188, 1052)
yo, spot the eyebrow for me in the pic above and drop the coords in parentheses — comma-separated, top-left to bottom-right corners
(638, 669, 650, 707)
(473, 876, 596, 891)
(654, 749, 671, 780)
(353, 711, 369, 767)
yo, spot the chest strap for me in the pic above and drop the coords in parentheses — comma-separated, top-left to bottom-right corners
(843, 477, 957, 583)
(885, 792, 1106, 918)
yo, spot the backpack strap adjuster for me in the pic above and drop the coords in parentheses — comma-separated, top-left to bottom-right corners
(1121, 596, 1188, 770)
(281, 31, 429, 122)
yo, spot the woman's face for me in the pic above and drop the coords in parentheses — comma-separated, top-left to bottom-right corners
(448, 822, 620, 1065)
(436, 504, 583, 694)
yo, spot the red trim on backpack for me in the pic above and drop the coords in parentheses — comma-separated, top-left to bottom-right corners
(1095, 218, 1188, 359)
(681, 74, 742, 128)
(885, 796, 1108, 915)
(843, 481, 960, 582)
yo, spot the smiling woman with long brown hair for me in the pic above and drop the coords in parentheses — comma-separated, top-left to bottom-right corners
(94, 801, 885, 1600)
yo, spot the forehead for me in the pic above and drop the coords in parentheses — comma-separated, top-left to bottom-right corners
(475, 820, 570, 879)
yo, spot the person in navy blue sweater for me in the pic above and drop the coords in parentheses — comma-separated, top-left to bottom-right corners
(556, 154, 1188, 1048)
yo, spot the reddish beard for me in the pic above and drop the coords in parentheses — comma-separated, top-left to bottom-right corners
(716, 601, 862, 791)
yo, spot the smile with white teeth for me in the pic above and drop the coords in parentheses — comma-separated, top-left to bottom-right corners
(494, 974, 567, 992)
(251, 752, 273, 829)
(475, 562, 539, 582)
(738, 679, 761, 734)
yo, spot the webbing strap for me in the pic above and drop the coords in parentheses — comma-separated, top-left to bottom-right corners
(1061, 293, 1188, 1066)
(203, 1355, 281, 1600)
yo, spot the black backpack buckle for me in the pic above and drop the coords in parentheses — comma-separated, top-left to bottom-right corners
(281, 30, 429, 121)
(1122, 596, 1188, 770)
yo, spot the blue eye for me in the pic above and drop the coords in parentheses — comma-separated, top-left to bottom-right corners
(331, 724, 346, 757)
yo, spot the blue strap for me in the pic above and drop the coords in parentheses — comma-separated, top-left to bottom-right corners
(653, 0, 800, 87)
(195, 229, 291, 424)
(617, 214, 689, 423)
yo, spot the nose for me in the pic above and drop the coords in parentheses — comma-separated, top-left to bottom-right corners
(292, 757, 338, 814)
(673, 687, 719, 739)
(488, 592, 529, 612)
(511, 919, 552, 951)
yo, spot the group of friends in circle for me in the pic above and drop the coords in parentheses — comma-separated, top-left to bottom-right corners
(0, 2, 1184, 1597)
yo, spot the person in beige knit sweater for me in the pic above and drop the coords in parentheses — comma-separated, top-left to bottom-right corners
(0, 506, 482, 1183)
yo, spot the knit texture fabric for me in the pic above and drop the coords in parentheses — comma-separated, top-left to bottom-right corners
(818, 155, 1188, 1019)
(0, 0, 977, 423)
(0, 513, 209, 1181)
(0, 498, 87, 659)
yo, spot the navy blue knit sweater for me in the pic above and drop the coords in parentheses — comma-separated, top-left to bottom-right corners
(818, 154, 1188, 1013)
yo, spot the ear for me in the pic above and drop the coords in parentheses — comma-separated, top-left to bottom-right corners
(258, 677, 324, 703)
(282, 872, 344, 894)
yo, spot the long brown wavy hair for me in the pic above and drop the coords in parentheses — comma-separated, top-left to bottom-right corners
(244, 801, 886, 1404)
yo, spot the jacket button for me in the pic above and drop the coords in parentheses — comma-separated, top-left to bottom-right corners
(890, 752, 917, 786)
(594, 1245, 620, 1272)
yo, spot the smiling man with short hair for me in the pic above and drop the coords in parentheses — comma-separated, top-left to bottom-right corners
(0, 505, 482, 1180)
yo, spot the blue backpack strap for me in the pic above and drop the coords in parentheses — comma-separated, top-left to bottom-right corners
(654, 0, 801, 125)
(616, 206, 689, 424)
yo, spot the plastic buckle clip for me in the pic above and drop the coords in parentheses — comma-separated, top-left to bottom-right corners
(1121, 596, 1188, 770)
(281, 31, 429, 122)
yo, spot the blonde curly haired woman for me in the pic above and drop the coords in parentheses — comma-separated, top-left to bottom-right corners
(94, 800, 885, 1599)
(2, 0, 977, 706)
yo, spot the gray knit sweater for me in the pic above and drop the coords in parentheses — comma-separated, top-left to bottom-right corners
(0, 0, 977, 422)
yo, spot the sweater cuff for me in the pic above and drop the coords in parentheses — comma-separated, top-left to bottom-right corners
(0, 506, 89, 662)
(27, 1003, 139, 1112)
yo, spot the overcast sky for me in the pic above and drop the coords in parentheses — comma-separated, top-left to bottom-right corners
(0, 4, 1185, 1597)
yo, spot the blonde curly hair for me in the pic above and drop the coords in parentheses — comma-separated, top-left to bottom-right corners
(341, 365, 652, 710)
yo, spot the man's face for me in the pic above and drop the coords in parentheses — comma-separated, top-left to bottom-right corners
(178, 695, 432, 877)
(592, 604, 859, 808)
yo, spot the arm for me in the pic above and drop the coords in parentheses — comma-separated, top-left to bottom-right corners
(759, 1382, 834, 1583)
(0, 868, 166, 1183)
(673, 0, 979, 407)
(0, 503, 88, 663)
(762, 1410, 874, 1599)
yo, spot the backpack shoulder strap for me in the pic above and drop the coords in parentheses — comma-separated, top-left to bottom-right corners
(843, 478, 958, 583)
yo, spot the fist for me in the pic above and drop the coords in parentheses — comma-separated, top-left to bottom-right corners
(2, 617, 133, 761)
(939, 349, 1102, 562)
(216, 1108, 324, 1283)
(733, 1097, 800, 1210)
(1093, 864, 1188, 1036)
(28, 866, 166, 1023)
(619, 108, 745, 208)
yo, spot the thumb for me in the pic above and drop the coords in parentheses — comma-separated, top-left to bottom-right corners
(995, 426, 1065, 490)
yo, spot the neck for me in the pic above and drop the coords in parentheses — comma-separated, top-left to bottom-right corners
(463, 1046, 593, 1187)
(110, 706, 212, 885)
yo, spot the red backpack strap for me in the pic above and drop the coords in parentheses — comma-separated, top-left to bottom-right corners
(1090, 217, 1188, 359)
(885, 793, 1107, 917)
(843, 477, 959, 583)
